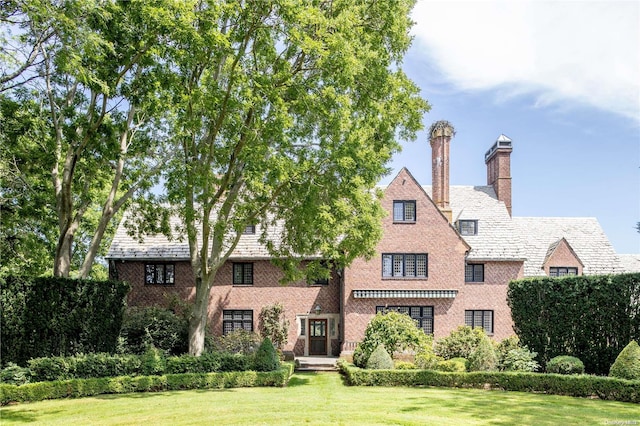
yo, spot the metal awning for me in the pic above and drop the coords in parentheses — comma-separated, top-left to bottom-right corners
(352, 289, 458, 299)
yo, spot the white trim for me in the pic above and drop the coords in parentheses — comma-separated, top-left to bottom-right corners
(296, 313, 339, 356)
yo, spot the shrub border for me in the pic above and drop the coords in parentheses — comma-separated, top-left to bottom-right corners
(0, 363, 294, 405)
(337, 361, 640, 403)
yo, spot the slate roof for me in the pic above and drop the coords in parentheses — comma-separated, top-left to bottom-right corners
(107, 179, 630, 277)
(442, 185, 524, 261)
(512, 217, 621, 276)
(106, 213, 287, 261)
(618, 254, 640, 273)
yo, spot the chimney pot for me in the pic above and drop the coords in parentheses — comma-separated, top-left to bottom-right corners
(485, 134, 513, 216)
(429, 121, 455, 222)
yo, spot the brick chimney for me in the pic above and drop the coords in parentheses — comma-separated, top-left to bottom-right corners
(429, 121, 455, 222)
(485, 134, 513, 216)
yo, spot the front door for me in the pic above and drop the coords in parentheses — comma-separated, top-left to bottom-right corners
(309, 319, 327, 355)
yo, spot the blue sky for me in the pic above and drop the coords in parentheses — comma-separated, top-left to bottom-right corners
(382, 0, 640, 254)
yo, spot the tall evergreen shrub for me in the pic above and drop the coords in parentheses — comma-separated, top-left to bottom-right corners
(507, 273, 640, 375)
(1, 276, 129, 365)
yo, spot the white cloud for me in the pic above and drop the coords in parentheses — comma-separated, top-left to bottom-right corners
(410, 0, 640, 122)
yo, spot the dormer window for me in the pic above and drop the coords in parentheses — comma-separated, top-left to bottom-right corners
(458, 220, 478, 236)
(393, 200, 416, 222)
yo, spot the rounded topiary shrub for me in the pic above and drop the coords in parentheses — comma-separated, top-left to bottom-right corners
(366, 344, 394, 370)
(467, 334, 498, 372)
(253, 337, 280, 372)
(546, 355, 584, 375)
(610, 340, 640, 380)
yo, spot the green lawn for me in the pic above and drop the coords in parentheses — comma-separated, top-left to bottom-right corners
(1, 372, 639, 425)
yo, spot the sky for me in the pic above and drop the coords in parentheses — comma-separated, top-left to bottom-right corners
(382, 0, 640, 254)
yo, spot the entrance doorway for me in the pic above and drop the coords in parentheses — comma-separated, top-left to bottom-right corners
(309, 319, 327, 355)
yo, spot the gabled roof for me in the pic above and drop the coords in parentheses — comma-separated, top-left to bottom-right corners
(513, 217, 621, 276)
(388, 167, 471, 251)
(542, 237, 584, 268)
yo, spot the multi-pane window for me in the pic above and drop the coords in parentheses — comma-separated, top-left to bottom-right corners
(144, 263, 175, 285)
(377, 306, 434, 334)
(458, 220, 478, 236)
(393, 200, 416, 222)
(222, 310, 253, 335)
(549, 267, 578, 277)
(243, 225, 256, 234)
(382, 254, 428, 278)
(465, 264, 485, 282)
(465, 310, 494, 334)
(233, 263, 253, 285)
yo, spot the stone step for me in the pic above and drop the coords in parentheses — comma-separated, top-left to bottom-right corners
(295, 357, 338, 372)
(295, 366, 337, 372)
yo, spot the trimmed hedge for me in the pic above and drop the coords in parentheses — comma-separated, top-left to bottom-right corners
(0, 363, 295, 405)
(1, 276, 130, 365)
(507, 273, 640, 375)
(15, 351, 259, 383)
(337, 361, 640, 403)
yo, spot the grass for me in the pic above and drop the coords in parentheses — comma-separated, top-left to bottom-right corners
(1, 372, 639, 425)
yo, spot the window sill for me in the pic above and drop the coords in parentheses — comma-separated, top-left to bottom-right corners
(382, 277, 428, 280)
(465, 281, 485, 284)
(232, 284, 254, 287)
(145, 283, 175, 286)
(392, 221, 416, 224)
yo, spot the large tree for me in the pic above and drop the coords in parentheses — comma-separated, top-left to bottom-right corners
(156, 0, 429, 355)
(1, 1, 177, 277)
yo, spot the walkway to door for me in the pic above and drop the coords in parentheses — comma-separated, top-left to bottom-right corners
(295, 356, 339, 372)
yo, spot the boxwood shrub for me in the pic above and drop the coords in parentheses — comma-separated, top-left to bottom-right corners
(337, 361, 640, 403)
(610, 341, 640, 380)
(7, 351, 256, 383)
(546, 356, 585, 375)
(0, 363, 295, 405)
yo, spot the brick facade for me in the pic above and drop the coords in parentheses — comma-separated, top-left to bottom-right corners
(109, 130, 624, 358)
(341, 168, 522, 350)
(112, 259, 341, 356)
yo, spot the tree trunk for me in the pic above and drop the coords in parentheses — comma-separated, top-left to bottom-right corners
(53, 231, 73, 277)
(188, 277, 210, 356)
